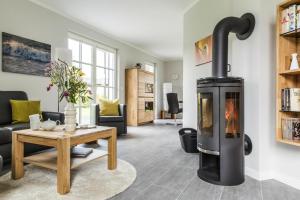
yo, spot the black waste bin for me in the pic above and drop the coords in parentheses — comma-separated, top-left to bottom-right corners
(179, 128, 198, 153)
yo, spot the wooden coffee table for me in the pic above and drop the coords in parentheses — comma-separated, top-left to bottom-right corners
(11, 126, 117, 194)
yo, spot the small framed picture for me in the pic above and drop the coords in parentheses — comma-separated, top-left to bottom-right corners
(195, 35, 212, 66)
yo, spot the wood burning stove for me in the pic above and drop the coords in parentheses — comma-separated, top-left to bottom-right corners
(197, 77, 244, 185)
(197, 13, 255, 186)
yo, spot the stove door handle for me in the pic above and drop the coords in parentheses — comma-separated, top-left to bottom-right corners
(197, 147, 220, 156)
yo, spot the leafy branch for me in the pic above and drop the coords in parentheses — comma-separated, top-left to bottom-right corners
(45, 59, 92, 104)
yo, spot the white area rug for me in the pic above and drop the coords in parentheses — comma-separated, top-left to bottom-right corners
(0, 158, 136, 200)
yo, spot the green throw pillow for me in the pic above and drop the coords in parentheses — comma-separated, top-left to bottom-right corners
(10, 100, 41, 124)
(98, 97, 119, 116)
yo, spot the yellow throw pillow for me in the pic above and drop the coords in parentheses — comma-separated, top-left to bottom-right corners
(10, 100, 41, 124)
(98, 97, 119, 116)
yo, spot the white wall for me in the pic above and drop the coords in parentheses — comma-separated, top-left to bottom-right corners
(231, 0, 300, 189)
(230, 0, 262, 181)
(0, 0, 164, 118)
(184, 0, 300, 189)
(183, 0, 231, 127)
(256, 0, 300, 189)
(163, 60, 183, 100)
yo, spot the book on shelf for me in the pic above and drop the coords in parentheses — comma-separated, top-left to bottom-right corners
(290, 88, 300, 111)
(289, 4, 297, 32)
(71, 147, 93, 158)
(297, 5, 300, 29)
(281, 4, 300, 34)
(282, 8, 288, 33)
(281, 88, 300, 111)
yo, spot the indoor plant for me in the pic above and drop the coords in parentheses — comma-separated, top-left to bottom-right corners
(46, 59, 91, 131)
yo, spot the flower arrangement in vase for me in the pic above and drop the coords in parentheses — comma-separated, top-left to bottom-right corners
(46, 59, 92, 132)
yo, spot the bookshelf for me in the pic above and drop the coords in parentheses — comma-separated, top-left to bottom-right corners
(276, 0, 300, 146)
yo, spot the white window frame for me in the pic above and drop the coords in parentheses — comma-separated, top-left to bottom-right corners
(68, 33, 117, 124)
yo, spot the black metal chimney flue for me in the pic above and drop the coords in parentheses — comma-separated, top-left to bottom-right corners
(212, 13, 255, 78)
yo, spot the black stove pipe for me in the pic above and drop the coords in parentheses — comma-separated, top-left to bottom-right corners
(212, 13, 255, 78)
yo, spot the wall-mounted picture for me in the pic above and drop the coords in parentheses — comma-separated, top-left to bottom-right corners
(2, 32, 51, 76)
(195, 35, 212, 66)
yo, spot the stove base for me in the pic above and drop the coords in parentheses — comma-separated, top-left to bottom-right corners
(197, 168, 245, 186)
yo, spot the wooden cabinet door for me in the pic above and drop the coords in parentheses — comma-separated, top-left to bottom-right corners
(138, 70, 154, 98)
(138, 97, 154, 124)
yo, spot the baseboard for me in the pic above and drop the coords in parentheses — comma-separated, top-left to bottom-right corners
(245, 167, 262, 180)
(245, 167, 274, 181)
(272, 172, 300, 190)
(245, 167, 300, 190)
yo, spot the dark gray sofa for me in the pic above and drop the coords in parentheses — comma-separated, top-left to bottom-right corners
(95, 104, 127, 135)
(0, 91, 64, 165)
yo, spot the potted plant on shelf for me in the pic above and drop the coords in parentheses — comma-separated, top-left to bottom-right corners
(46, 60, 92, 132)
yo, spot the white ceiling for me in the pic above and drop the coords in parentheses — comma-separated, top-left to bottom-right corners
(30, 0, 196, 61)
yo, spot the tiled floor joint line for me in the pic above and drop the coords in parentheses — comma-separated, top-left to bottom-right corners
(174, 175, 196, 200)
(132, 165, 176, 200)
(260, 181, 264, 200)
(218, 186, 224, 200)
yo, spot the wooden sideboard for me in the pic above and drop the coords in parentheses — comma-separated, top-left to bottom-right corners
(125, 68, 154, 126)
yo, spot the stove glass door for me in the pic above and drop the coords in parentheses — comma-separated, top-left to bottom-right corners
(220, 87, 243, 140)
(225, 92, 240, 138)
(197, 87, 219, 152)
(199, 93, 213, 137)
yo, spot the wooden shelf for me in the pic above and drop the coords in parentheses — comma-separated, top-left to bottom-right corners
(279, 0, 300, 8)
(23, 149, 108, 170)
(279, 110, 300, 113)
(280, 29, 300, 38)
(277, 138, 300, 147)
(276, 0, 300, 147)
(279, 69, 300, 75)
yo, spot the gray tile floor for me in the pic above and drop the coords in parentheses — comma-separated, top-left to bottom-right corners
(101, 124, 300, 200)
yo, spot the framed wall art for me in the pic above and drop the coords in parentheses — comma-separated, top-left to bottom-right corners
(2, 32, 51, 76)
(195, 35, 212, 66)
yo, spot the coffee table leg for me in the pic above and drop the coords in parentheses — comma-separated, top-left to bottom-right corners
(108, 128, 117, 170)
(57, 137, 71, 194)
(12, 133, 24, 179)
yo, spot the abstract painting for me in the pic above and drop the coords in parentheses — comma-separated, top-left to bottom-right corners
(2, 32, 51, 76)
(195, 35, 212, 66)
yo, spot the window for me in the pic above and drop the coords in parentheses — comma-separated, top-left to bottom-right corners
(68, 34, 117, 124)
(145, 63, 155, 73)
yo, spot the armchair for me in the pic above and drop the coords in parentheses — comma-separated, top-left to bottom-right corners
(95, 104, 127, 135)
(167, 93, 183, 125)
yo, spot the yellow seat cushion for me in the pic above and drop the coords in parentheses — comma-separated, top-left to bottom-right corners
(10, 100, 41, 124)
(98, 97, 119, 116)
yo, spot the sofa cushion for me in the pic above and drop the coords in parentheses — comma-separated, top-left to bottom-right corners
(0, 91, 28, 125)
(3, 123, 30, 131)
(10, 100, 40, 123)
(99, 116, 124, 123)
(0, 128, 12, 145)
(98, 97, 120, 116)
